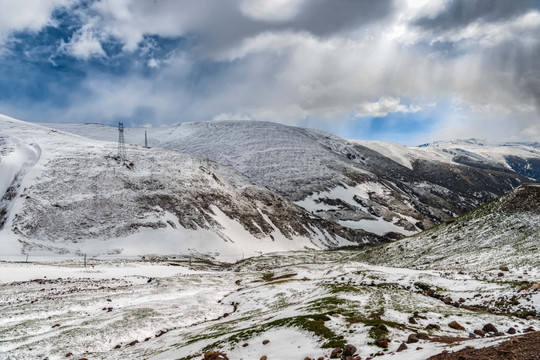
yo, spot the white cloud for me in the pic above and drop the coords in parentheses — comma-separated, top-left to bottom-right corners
(60, 24, 106, 60)
(354, 97, 422, 118)
(0, 0, 71, 45)
(239, 0, 306, 22)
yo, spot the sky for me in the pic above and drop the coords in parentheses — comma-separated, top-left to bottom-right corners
(0, 0, 539, 145)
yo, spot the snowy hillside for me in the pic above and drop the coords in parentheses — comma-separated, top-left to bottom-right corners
(1, 115, 379, 260)
(353, 184, 540, 271)
(43, 120, 539, 240)
(359, 138, 540, 182)
(154, 121, 535, 237)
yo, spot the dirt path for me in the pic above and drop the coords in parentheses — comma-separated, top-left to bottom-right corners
(428, 331, 540, 360)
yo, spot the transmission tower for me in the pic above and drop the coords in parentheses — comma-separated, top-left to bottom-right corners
(117, 122, 127, 161)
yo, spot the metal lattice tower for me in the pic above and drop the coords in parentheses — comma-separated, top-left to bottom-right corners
(117, 122, 127, 161)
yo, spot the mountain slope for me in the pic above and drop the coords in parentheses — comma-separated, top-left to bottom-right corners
(353, 184, 540, 270)
(1, 115, 380, 259)
(43, 121, 539, 239)
(157, 121, 535, 236)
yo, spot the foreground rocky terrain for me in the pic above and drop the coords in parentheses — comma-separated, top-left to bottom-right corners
(0, 252, 538, 360)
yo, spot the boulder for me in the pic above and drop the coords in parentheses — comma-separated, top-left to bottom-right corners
(407, 334, 419, 344)
(507, 327, 516, 334)
(482, 323, 498, 333)
(473, 329, 485, 337)
(376, 338, 389, 348)
(448, 321, 465, 330)
(343, 344, 357, 357)
(262, 340, 270, 345)
(330, 348, 342, 358)
(397, 343, 408, 352)
(426, 324, 440, 330)
(442, 297, 453, 304)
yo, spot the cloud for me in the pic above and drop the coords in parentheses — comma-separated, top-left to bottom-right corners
(60, 24, 106, 59)
(354, 97, 422, 118)
(239, 0, 307, 22)
(413, 0, 538, 32)
(0, 0, 72, 45)
(0, 0, 539, 144)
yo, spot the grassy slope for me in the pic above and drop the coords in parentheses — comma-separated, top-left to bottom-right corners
(350, 185, 540, 271)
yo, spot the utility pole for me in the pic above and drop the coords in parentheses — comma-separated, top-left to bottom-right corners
(117, 122, 127, 161)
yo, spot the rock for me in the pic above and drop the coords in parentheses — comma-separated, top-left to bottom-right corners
(128, 340, 139, 346)
(468, 332, 475, 338)
(407, 334, 419, 344)
(495, 332, 505, 336)
(524, 326, 535, 332)
(526, 315, 534, 320)
(260, 357, 267, 360)
(499, 266, 509, 271)
(330, 348, 342, 358)
(52, 324, 61, 328)
(498, 272, 504, 277)
(65, 353, 72, 357)
(376, 338, 389, 348)
(426, 324, 440, 330)
(114, 345, 121, 349)
(507, 327, 516, 334)
(304, 357, 311, 360)
(318, 358, 324, 360)
(144, 337, 151, 341)
(416, 333, 429, 340)
(155, 329, 168, 337)
(482, 323, 498, 333)
(397, 343, 408, 352)
(242, 343, 248, 347)
(442, 297, 453, 304)
(473, 329, 485, 337)
(448, 321, 465, 330)
(459, 298, 465, 303)
(203, 351, 229, 360)
(343, 344, 357, 357)
(106, 298, 112, 302)
(262, 339, 270, 345)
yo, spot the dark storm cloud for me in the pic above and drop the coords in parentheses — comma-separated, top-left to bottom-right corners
(186, 0, 395, 57)
(287, 0, 395, 36)
(414, 0, 539, 32)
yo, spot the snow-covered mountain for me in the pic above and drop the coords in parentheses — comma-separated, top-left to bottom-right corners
(1, 115, 380, 259)
(43, 120, 539, 240)
(152, 121, 538, 236)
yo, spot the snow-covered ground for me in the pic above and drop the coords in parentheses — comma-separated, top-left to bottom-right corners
(1, 252, 538, 360)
